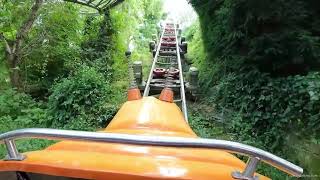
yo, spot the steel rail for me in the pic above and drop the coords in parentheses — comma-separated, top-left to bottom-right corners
(0, 128, 303, 177)
(174, 24, 188, 123)
(143, 26, 166, 96)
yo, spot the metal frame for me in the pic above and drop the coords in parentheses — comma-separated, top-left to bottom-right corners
(64, 0, 124, 11)
(0, 128, 303, 179)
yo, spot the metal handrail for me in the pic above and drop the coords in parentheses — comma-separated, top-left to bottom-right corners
(174, 23, 188, 123)
(143, 24, 166, 97)
(0, 128, 303, 179)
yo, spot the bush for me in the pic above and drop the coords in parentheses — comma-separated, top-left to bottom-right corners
(202, 70, 320, 177)
(0, 89, 49, 131)
(209, 70, 320, 150)
(0, 89, 51, 158)
(48, 66, 116, 130)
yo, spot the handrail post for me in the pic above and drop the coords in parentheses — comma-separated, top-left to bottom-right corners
(232, 157, 260, 180)
(4, 139, 26, 161)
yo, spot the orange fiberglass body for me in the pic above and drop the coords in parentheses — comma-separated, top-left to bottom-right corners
(0, 96, 269, 180)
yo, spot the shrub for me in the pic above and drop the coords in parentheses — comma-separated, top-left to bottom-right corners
(200, 70, 320, 177)
(0, 89, 51, 158)
(208, 70, 320, 152)
(0, 89, 49, 131)
(48, 66, 115, 130)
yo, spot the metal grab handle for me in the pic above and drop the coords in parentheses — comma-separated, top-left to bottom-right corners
(0, 128, 303, 178)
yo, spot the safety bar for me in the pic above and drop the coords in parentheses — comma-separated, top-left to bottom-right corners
(0, 128, 303, 179)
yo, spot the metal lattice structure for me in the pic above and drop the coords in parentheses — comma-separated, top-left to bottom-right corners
(64, 0, 124, 11)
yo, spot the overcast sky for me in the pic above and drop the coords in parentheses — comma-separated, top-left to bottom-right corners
(162, 0, 197, 29)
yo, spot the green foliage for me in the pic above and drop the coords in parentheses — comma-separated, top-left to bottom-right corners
(0, 1, 34, 40)
(189, 102, 230, 139)
(187, 0, 320, 178)
(188, 101, 290, 179)
(203, 71, 320, 177)
(190, 0, 320, 76)
(209, 71, 320, 150)
(138, 0, 163, 45)
(0, 89, 49, 129)
(110, 0, 145, 82)
(1, 1, 84, 95)
(81, 12, 114, 78)
(48, 66, 115, 130)
(0, 88, 51, 158)
(184, 20, 207, 69)
(21, 2, 83, 93)
(111, 0, 162, 79)
(0, 0, 163, 165)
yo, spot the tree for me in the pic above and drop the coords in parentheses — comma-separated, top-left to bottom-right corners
(22, 2, 82, 95)
(0, 0, 43, 89)
(81, 10, 114, 78)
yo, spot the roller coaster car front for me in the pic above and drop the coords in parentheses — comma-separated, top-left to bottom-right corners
(0, 97, 288, 180)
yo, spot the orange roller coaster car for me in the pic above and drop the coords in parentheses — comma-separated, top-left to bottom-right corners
(0, 88, 303, 180)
